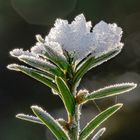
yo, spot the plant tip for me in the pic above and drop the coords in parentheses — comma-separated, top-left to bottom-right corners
(116, 103, 123, 108)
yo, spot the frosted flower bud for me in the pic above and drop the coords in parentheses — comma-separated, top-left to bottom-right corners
(45, 13, 123, 63)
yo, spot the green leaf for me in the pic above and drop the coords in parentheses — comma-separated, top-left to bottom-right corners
(75, 53, 92, 70)
(85, 83, 137, 101)
(31, 106, 70, 140)
(91, 127, 106, 140)
(7, 64, 58, 92)
(55, 77, 75, 116)
(73, 49, 121, 85)
(80, 103, 123, 140)
(16, 113, 44, 125)
(44, 45, 69, 71)
(19, 55, 64, 76)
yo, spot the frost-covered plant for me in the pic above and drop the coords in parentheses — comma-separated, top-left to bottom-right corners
(7, 14, 137, 140)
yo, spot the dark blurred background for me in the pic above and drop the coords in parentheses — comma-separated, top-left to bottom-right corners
(1, 0, 140, 139)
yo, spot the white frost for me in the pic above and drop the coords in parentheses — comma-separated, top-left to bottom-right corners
(91, 127, 106, 140)
(44, 13, 123, 63)
(9, 14, 123, 64)
(91, 21, 123, 57)
(46, 14, 96, 62)
(19, 55, 56, 69)
(7, 64, 20, 71)
(10, 48, 34, 57)
(31, 40, 65, 60)
(7, 63, 35, 72)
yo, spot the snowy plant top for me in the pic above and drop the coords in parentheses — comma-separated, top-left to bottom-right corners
(10, 14, 123, 64)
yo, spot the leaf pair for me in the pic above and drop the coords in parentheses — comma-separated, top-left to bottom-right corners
(7, 64, 58, 92)
(73, 48, 122, 86)
(19, 55, 64, 77)
(17, 106, 70, 140)
(35, 35, 69, 71)
(16, 103, 122, 140)
(41, 45, 69, 71)
(77, 82, 137, 140)
(79, 103, 123, 140)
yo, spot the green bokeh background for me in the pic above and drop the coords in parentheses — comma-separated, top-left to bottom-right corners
(1, 0, 140, 139)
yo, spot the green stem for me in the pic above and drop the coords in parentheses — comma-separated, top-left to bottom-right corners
(67, 61, 81, 140)
(69, 104, 80, 140)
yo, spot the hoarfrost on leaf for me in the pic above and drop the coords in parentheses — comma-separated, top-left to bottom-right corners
(10, 48, 34, 57)
(31, 40, 65, 60)
(7, 64, 21, 71)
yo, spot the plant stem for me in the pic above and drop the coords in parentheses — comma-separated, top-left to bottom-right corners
(69, 104, 80, 140)
(67, 63, 81, 140)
